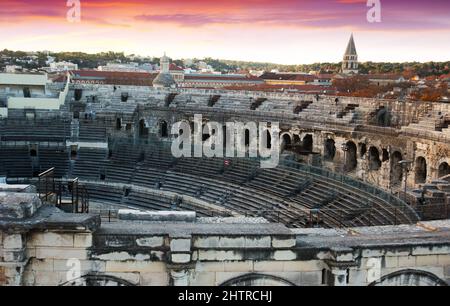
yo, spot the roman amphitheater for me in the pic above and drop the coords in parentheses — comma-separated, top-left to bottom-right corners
(0, 74, 449, 286)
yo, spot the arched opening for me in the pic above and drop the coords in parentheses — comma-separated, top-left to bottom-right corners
(368, 147, 382, 171)
(303, 134, 313, 153)
(282, 134, 292, 150)
(121, 92, 129, 102)
(116, 118, 122, 130)
(74, 89, 83, 101)
(29, 148, 37, 157)
(160, 121, 168, 138)
(220, 273, 295, 286)
(265, 130, 272, 149)
(60, 274, 135, 286)
(415, 157, 427, 184)
(390, 151, 403, 185)
(345, 141, 357, 172)
(324, 139, 336, 161)
(438, 162, 450, 178)
(138, 119, 148, 138)
(70, 149, 78, 160)
(369, 269, 447, 286)
(245, 129, 250, 147)
(23, 87, 31, 98)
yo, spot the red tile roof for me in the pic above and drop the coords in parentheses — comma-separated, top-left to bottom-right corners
(169, 63, 184, 71)
(69, 70, 157, 86)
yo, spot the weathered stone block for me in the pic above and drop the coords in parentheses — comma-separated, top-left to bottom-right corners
(171, 253, 191, 264)
(272, 237, 296, 248)
(195, 262, 225, 272)
(362, 249, 385, 258)
(74, 234, 92, 248)
(412, 246, 450, 256)
(170, 239, 191, 252)
(136, 236, 164, 248)
(35, 247, 88, 260)
(218, 237, 245, 248)
(53, 259, 106, 273)
(198, 250, 243, 261)
(193, 236, 220, 248)
(140, 272, 170, 286)
(105, 261, 166, 273)
(224, 261, 253, 272)
(189, 272, 216, 286)
(30, 233, 74, 248)
(438, 255, 450, 265)
(245, 236, 271, 248)
(273, 250, 296, 261)
(398, 255, 416, 268)
(92, 251, 151, 261)
(415, 255, 439, 266)
(282, 260, 322, 272)
(3, 234, 24, 249)
(254, 261, 284, 272)
(301, 271, 321, 285)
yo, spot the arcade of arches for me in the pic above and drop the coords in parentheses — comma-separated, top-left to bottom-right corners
(134, 117, 449, 189)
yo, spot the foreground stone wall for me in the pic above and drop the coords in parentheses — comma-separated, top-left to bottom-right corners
(2, 219, 449, 286)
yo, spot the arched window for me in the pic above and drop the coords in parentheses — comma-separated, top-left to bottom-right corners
(138, 119, 148, 138)
(160, 121, 168, 138)
(265, 130, 272, 149)
(282, 134, 292, 150)
(415, 157, 427, 184)
(303, 134, 313, 153)
(438, 162, 450, 178)
(324, 139, 336, 161)
(368, 147, 382, 171)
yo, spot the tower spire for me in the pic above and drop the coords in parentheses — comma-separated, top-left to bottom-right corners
(342, 33, 359, 74)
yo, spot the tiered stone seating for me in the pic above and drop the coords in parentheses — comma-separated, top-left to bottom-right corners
(0, 146, 33, 177)
(0, 120, 70, 142)
(72, 148, 108, 180)
(38, 148, 69, 177)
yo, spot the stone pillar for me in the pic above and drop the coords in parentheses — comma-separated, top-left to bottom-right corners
(170, 269, 189, 286)
(330, 268, 348, 286)
(1, 233, 27, 286)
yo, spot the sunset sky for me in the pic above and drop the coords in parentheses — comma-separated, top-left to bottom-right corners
(0, 0, 449, 64)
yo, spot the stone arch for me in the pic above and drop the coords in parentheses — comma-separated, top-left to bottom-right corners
(390, 151, 403, 185)
(415, 157, 427, 184)
(368, 146, 382, 171)
(438, 162, 450, 178)
(324, 138, 336, 161)
(220, 273, 296, 286)
(345, 141, 357, 172)
(60, 274, 135, 286)
(369, 269, 447, 286)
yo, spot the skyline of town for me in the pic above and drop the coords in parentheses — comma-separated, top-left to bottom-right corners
(1, 0, 449, 64)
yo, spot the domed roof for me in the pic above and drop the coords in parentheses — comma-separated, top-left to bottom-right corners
(152, 72, 176, 88)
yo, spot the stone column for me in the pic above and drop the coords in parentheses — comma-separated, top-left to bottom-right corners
(170, 269, 189, 286)
(330, 268, 348, 287)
